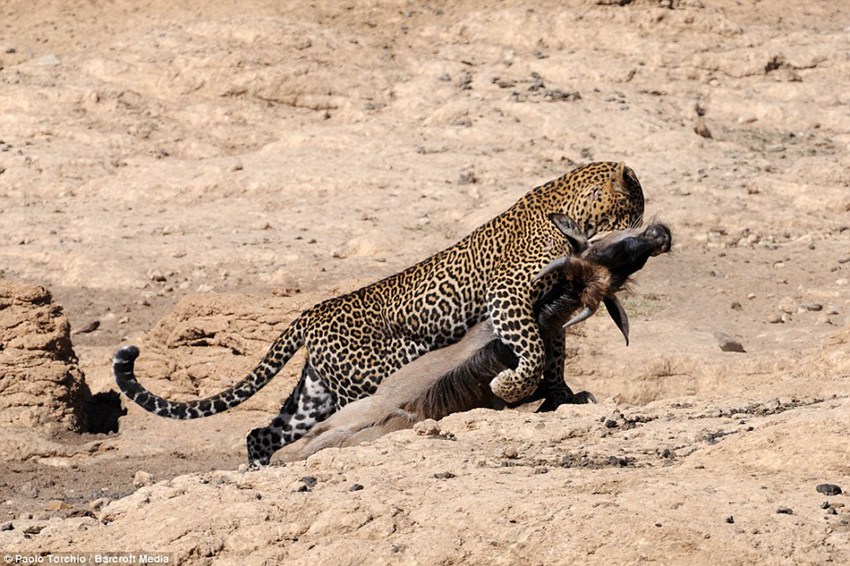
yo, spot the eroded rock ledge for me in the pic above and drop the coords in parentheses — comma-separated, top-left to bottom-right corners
(0, 280, 89, 434)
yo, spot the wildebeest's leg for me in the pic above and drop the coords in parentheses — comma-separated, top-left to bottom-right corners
(246, 362, 336, 466)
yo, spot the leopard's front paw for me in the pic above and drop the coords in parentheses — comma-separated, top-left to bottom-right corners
(490, 369, 533, 403)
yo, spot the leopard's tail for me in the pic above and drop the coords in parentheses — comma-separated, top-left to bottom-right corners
(113, 316, 306, 419)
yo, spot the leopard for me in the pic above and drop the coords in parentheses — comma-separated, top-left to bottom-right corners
(275, 219, 673, 462)
(113, 161, 645, 466)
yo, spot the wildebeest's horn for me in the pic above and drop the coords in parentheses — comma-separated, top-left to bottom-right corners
(563, 306, 595, 329)
(604, 295, 630, 346)
(534, 257, 571, 281)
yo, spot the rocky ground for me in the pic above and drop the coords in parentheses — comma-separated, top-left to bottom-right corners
(1, 0, 849, 564)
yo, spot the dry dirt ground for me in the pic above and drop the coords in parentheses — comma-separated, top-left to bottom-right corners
(1, 0, 850, 564)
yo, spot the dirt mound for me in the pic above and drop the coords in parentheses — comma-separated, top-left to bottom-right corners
(3, 395, 848, 564)
(808, 322, 850, 378)
(122, 284, 360, 415)
(0, 280, 89, 435)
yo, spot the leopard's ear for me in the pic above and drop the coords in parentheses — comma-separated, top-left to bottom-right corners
(548, 213, 587, 254)
(611, 162, 644, 202)
(606, 162, 628, 197)
(614, 161, 627, 179)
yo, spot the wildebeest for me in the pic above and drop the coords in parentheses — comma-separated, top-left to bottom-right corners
(277, 216, 672, 462)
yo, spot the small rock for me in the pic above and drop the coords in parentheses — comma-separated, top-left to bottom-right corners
(20, 481, 39, 498)
(133, 470, 153, 488)
(503, 446, 519, 459)
(606, 456, 632, 467)
(433, 471, 455, 479)
(414, 419, 441, 436)
(802, 303, 823, 312)
(349, 483, 364, 492)
(148, 269, 167, 282)
(495, 78, 516, 88)
(817, 484, 843, 496)
(836, 278, 848, 286)
(5, 47, 16, 54)
(1, 522, 13, 531)
(237, 463, 248, 473)
(73, 320, 100, 334)
(795, 234, 815, 249)
(45, 500, 71, 512)
(778, 296, 797, 314)
(776, 507, 794, 515)
(23, 524, 45, 535)
(730, 301, 742, 311)
(544, 89, 581, 102)
(828, 507, 838, 515)
(528, 72, 545, 92)
(89, 497, 110, 511)
(767, 313, 784, 324)
(821, 501, 831, 510)
(32, 53, 60, 66)
(458, 170, 477, 185)
(713, 331, 746, 353)
(694, 115, 712, 139)
(765, 54, 786, 74)
(725, 516, 734, 524)
(300, 476, 318, 488)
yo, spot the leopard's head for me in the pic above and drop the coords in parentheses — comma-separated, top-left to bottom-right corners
(562, 161, 645, 238)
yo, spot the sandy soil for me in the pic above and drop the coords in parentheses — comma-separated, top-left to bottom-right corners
(1, 0, 849, 563)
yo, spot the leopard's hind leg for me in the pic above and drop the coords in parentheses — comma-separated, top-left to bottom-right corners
(246, 362, 336, 467)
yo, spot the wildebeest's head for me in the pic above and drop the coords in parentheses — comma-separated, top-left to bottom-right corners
(536, 214, 672, 345)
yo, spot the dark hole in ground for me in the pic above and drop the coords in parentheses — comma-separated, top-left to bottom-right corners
(84, 391, 126, 434)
